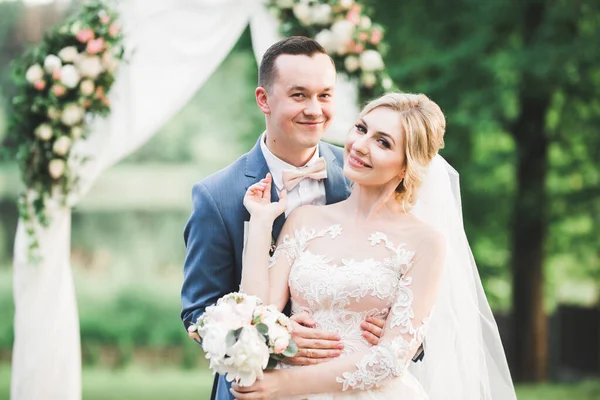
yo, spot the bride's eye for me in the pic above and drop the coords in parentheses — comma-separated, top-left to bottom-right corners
(377, 138, 391, 148)
(355, 123, 367, 134)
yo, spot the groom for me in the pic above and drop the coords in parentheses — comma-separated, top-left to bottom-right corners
(180, 37, 385, 400)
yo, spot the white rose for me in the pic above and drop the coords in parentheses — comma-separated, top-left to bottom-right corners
(44, 55, 62, 72)
(361, 71, 377, 88)
(344, 55, 360, 72)
(70, 21, 82, 35)
(200, 324, 229, 360)
(331, 20, 355, 46)
(80, 79, 95, 96)
(359, 50, 385, 72)
(293, 3, 311, 25)
(102, 52, 119, 74)
(339, 0, 355, 9)
(267, 324, 290, 348)
(58, 46, 79, 63)
(359, 16, 372, 29)
(311, 4, 333, 25)
(61, 104, 85, 126)
(275, 0, 294, 8)
(71, 126, 84, 140)
(48, 159, 66, 179)
(77, 55, 104, 79)
(219, 327, 269, 387)
(315, 29, 337, 54)
(25, 64, 44, 84)
(60, 65, 81, 88)
(382, 77, 393, 89)
(52, 136, 72, 156)
(47, 106, 60, 120)
(34, 124, 53, 141)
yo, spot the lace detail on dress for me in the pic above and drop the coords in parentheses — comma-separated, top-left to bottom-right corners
(331, 232, 435, 392)
(268, 224, 342, 269)
(275, 224, 437, 396)
(336, 336, 412, 390)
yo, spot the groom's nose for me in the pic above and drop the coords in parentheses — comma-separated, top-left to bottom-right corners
(303, 98, 322, 117)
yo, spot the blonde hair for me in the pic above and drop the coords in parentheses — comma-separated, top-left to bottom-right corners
(360, 92, 446, 208)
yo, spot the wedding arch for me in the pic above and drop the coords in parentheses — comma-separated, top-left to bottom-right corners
(10, 0, 392, 398)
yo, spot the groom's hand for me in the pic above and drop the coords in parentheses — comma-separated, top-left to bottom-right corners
(285, 313, 344, 365)
(360, 316, 385, 345)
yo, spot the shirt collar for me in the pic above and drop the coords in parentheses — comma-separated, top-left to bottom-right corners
(259, 132, 320, 191)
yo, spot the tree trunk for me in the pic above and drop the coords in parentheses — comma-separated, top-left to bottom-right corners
(510, 90, 550, 382)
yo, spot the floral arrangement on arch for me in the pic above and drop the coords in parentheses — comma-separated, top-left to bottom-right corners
(1, 1, 124, 259)
(266, 0, 395, 102)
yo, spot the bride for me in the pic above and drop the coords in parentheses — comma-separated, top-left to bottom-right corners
(232, 93, 516, 400)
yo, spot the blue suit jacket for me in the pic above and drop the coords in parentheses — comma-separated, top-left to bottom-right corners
(181, 138, 351, 400)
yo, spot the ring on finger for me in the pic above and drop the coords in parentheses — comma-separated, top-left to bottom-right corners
(307, 349, 312, 358)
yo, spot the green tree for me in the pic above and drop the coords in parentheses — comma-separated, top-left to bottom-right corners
(371, 0, 600, 382)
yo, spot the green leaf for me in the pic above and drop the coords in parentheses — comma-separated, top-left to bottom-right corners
(255, 323, 269, 335)
(266, 357, 278, 370)
(282, 340, 298, 358)
(225, 327, 243, 348)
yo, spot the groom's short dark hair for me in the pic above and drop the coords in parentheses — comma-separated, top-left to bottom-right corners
(259, 36, 333, 92)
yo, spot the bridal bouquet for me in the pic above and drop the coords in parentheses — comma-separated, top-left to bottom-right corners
(187, 292, 298, 386)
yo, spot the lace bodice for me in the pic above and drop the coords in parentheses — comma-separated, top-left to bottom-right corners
(267, 220, 445, 393)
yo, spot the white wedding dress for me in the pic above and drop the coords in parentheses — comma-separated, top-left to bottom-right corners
(269, 214, 444, 400)
(260, 155, 516, 400)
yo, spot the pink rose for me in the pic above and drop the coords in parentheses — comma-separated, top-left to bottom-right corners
(76, 28, 95, 43)
(346, 11, 360, 25)
(86, 38, 105, 55)
(370, 28, 383, 45)
(100, 15, 111, 24)
(350, 41, 364, 53)
(108, 23, 120, 38)
(52, 69, 62, 80)
(52, 85, 66, 97)
(94, 85, 106, 99)
(273, 337, 290, 355)
(33, 80, 46, 91)
(346, 4, 361, 25)
(358, 32, 369, 42)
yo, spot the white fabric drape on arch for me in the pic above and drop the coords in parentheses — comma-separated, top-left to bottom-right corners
(11, 1, 359, 399)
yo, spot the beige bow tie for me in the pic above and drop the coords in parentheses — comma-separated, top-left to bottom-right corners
(281, 157, 327, 191)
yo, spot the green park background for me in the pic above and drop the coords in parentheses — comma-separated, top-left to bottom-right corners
(0, 0, 599, 398)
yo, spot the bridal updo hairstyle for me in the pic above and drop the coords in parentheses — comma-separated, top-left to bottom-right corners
(360, 93, 446, 208)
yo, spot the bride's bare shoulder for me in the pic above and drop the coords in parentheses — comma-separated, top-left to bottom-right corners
(286, 202, 345, 225)
(389, 214, 445, 247)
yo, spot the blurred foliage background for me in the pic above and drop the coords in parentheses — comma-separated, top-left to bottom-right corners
(0, 0, 598, 398)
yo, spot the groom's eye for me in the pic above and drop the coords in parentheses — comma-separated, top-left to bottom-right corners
(291, 93, 304, 98)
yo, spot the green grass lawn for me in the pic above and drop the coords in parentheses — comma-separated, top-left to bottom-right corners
(0, 363, 599, 399)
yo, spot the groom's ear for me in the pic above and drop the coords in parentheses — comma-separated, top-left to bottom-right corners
(255, 87, 271, 115)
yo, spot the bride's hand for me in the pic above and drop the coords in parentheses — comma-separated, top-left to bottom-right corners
(243, 173, 287, 222)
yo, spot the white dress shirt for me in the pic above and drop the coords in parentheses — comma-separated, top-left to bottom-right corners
(260, 133, 327, 216)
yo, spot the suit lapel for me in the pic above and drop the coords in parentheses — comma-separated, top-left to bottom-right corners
(245, 137, 286, 241)
(245, 140, 349, 241)
(320, 142, 351, 205)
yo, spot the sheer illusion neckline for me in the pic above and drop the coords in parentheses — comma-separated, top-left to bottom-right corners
(289, 224, 416, 273)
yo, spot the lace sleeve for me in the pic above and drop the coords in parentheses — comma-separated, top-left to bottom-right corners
(335, 232, 445, 391)
(268, 233, 299, 269)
